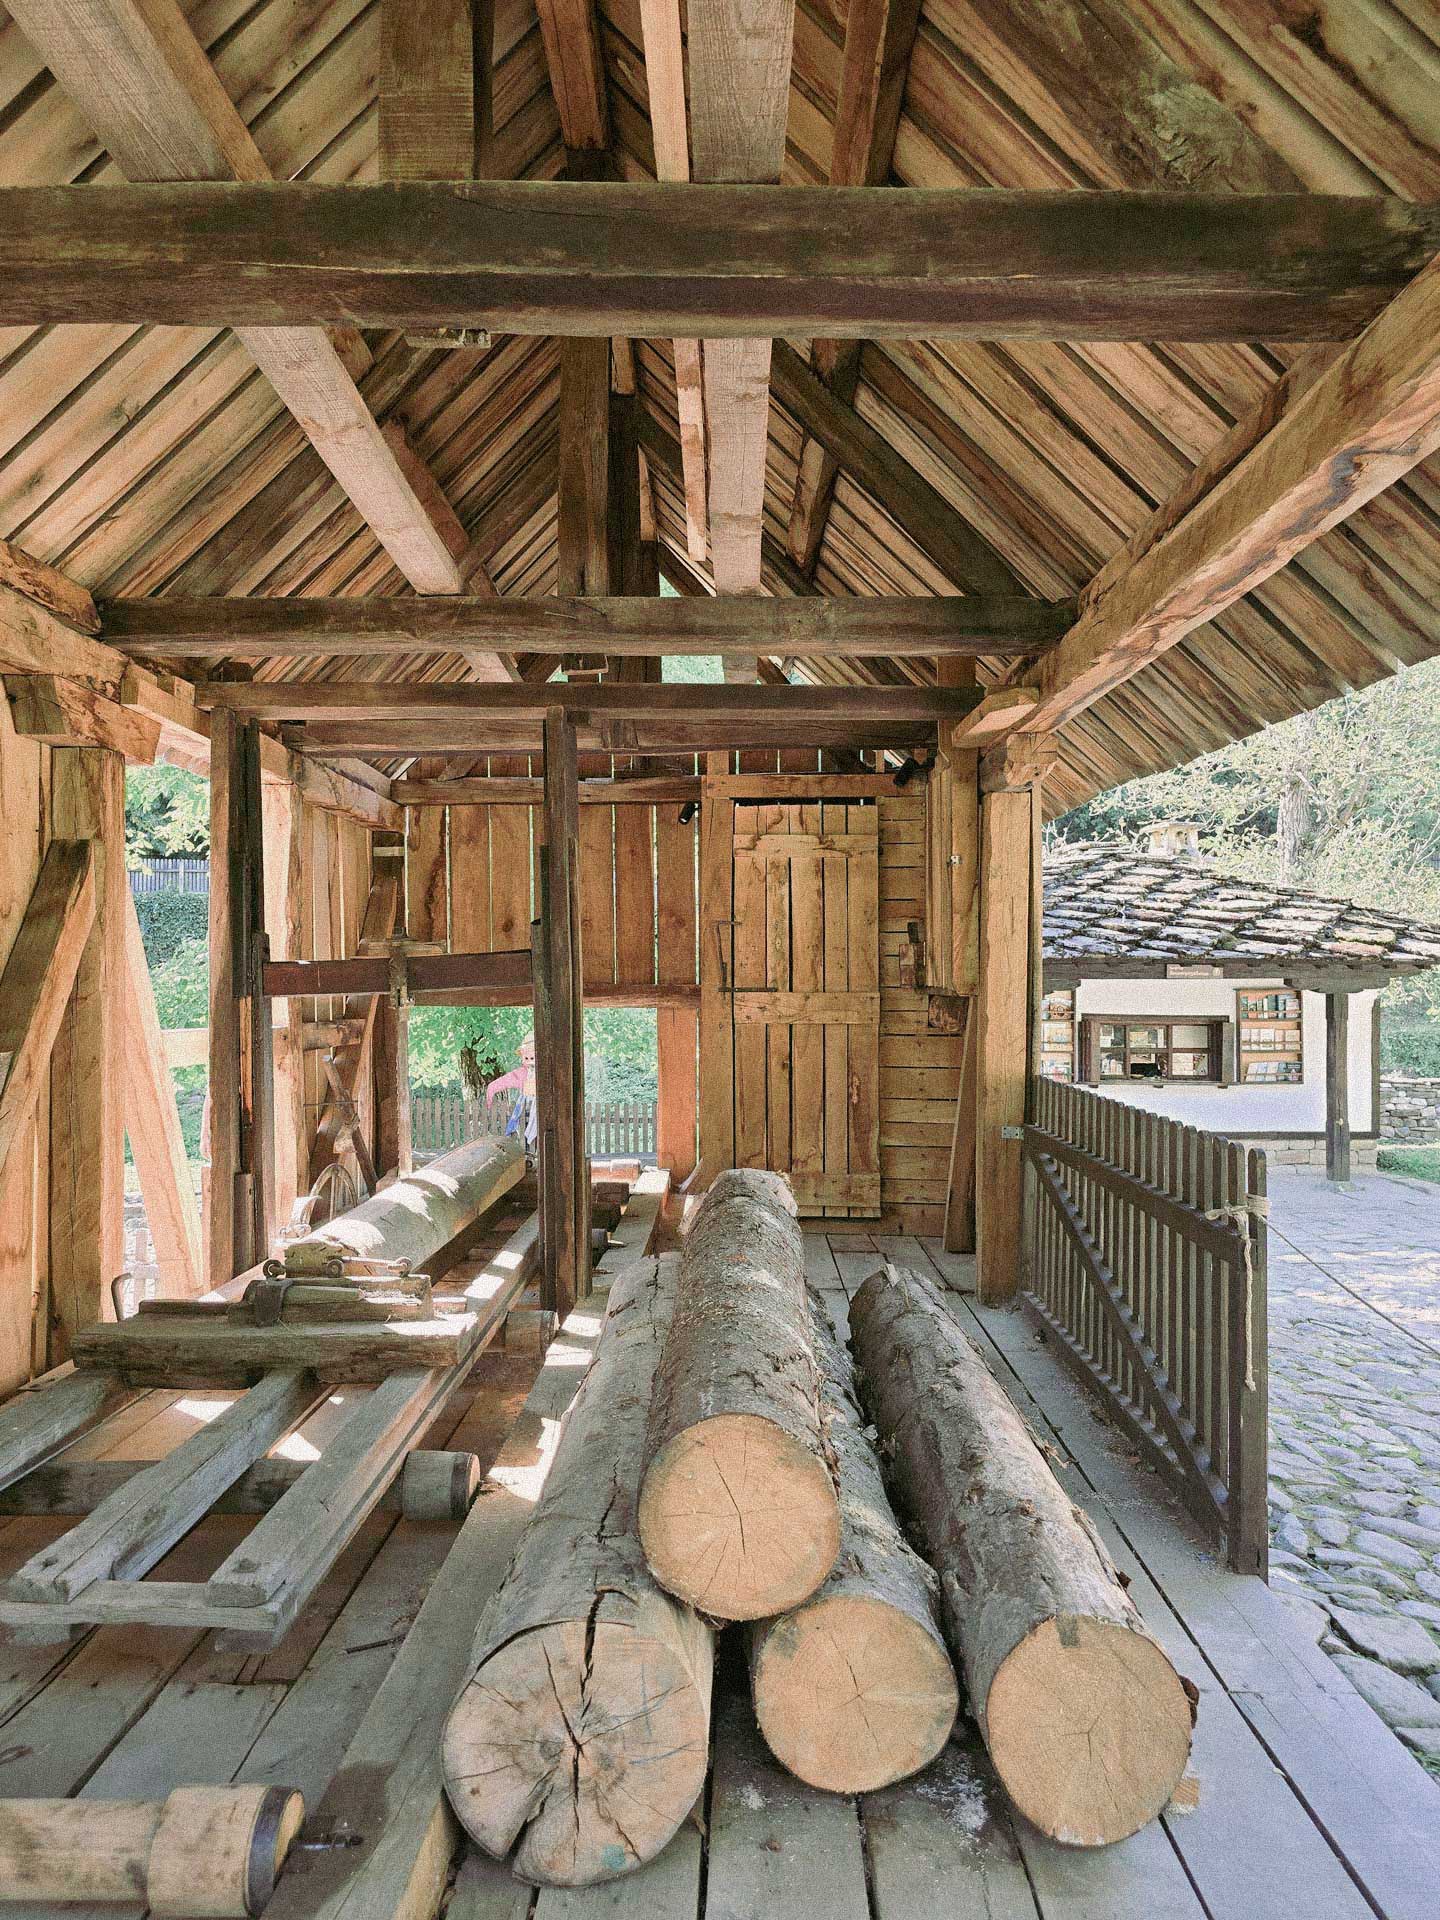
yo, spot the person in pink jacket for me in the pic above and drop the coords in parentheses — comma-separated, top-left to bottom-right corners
(484, 1032, 538, 1148)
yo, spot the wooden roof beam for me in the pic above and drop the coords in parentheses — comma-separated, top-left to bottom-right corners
(771, 340, 1026, 594)
(534, 0, 610, 158)
(6, 0, 473, 596)
(787, 0, 923, 577)
(1016, 245, 1440, 734)
(690, 0, 797, 638)
(100, 594, 1070, 659)
(639, 0, 708, 563)
(5, 185, 1439, 339)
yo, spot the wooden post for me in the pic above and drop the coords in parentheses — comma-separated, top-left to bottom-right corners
(207, 709, 241, 1286)
(1325, 989, 1351, 1185)
(240, 719, 276, 1264)
(557, 335, 611, 599)
(973, 743, 1047, 1306)
(47, 749, 124, 1359)
(536, 709, 588, 1318)
(371, 831, 412, 1178)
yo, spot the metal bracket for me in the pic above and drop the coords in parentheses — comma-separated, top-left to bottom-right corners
(1001, 1124, 1025, 1141)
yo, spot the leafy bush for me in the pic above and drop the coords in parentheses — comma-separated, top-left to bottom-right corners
(135, 891, 209, 965)
(1376, 1146, 1440, 1184)
(407, 1003, 658, 1101)
(126, 765, 208, 859)
(149, 937, 209, 1028)
(1380, 1017, 1440, 1077)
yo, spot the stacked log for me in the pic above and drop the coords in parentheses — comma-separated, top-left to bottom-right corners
(441, 1253, 713, 1887)
(849, 1262, 1194, 1847)
(748, 1290, 958, 1791)
(638, 1169, 840, 1619)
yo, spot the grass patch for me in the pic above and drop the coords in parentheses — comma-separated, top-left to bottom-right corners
(1376, 1145, 1440, 1183)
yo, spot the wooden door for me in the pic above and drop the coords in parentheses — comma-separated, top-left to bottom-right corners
(726, 802, 880, 1216)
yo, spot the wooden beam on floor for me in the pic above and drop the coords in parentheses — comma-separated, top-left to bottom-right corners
(121, 888, 203, 1299)
(1017, 246, 1440, 733)
(7, 184, 1439, 338)
(771, 341, 1025, 594)
(787, 0, 923, 576)
(640, 0, 708, 562)
(689, 0, 795, 611)
(0, 842, 96, 1200)
(102, 593, 1068, 658)
(4, 0, 472, 594)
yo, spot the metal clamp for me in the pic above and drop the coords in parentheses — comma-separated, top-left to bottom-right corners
(245, 1271, 298, 1326)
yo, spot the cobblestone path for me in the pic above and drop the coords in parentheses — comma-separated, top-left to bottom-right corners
(1266, 1168, 1440, 1772)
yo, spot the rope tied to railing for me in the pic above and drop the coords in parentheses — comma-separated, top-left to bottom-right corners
(1204, 1195, 1269, 1391)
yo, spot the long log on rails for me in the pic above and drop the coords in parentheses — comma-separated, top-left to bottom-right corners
(849, 1263, 1194, 1846)
(748, 1290, 958, 1792)
(2, 183, 1438, 341)
(283, 1134, 524, 1275)
(443, 1253, 714, 1887)
(639, 1170, 840, 1620)
(102, 592, 1071, 658)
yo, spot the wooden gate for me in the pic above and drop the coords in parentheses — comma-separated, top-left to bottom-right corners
(720, 801, 881, 1217)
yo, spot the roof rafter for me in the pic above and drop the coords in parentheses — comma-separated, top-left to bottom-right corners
(1018, 245, 1440, 734)
(6, 0, 473, 596)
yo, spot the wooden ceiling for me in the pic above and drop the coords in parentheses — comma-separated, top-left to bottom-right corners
(0, 0, 1437, 811)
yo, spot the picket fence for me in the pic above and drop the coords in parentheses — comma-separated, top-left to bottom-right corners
(411, 1090, 658, 1158)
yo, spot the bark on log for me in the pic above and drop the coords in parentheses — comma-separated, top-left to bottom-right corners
(749, 1290, 958, 1791)
(638, 1169, 840, 1619)
(849, 1262, 1194, 1847)
(442, 1253, 713, 1887)
(283, 1134, 524, 1275)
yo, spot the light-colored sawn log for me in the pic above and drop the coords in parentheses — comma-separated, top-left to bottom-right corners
(849, 1262, 1194, 1847)
(639, 1169, 840, 1619)
(748, 1288, 957, 1791)
(443, 1252, 713, 1886)
(283, 1133, 524, 1274)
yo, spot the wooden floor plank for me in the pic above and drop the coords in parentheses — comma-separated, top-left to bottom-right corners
(706, 1687, 869, 1920)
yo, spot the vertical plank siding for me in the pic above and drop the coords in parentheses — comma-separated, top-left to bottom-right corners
(1024, 1078, 1269, 1575)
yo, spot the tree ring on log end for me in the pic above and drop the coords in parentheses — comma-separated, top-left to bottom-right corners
(751, 1593, 959, 1792)
(442, 1613, 710, 1887)
(639, 1411, 840, 1620)
(985, 1615, 1192, 1846)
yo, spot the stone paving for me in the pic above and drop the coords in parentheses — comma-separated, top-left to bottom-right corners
(1265, 1167, 1440, 1772)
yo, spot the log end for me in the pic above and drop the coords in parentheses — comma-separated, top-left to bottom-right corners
(752, 1593, 959, 1793)
(639, 1412, 840, 1621)
(442, 1615, 710, 1886)
(985, 1615, 1192, 1846)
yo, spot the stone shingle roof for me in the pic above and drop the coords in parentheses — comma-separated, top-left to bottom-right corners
(1044, 845, 1440, 975)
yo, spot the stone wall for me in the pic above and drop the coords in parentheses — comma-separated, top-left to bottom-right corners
(1380, 1076, 1440, 1144)
(1245, 1138, 1379, 1170)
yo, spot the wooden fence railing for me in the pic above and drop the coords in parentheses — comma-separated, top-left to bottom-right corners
(411, 1091, 658, 1159)
(1024, 1078, 1268, 1576)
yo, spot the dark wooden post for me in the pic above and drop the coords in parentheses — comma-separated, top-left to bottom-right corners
(209, 714, 275, 1283)
(1325, 989, 1351, 1184)
(372, 831, 412, 1178)
(535, 708, 589, 1320)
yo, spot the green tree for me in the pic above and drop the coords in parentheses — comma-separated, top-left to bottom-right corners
(126, 765, 209, 861)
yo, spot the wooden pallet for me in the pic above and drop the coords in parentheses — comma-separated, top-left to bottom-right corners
(0, 1212, 540, 1649)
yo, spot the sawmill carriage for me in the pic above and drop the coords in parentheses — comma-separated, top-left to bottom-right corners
(0, 0, 1438, 1914)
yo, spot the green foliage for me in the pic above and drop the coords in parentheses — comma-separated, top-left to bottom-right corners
(134, 891, 209, 965)
(1052, 657, 1440, 1057)
(662, 654, 725, 683)
(1376, 1145, 1440, 1184)
(125, 765, 209, 860)
(148, 938, 209, 1029)
(407, 1003, 657, 1101)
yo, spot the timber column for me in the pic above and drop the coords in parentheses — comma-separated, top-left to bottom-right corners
(535, 707, 589, 1320)
(973, 737, 1053, 1306)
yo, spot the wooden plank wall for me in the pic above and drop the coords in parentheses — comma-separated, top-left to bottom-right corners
(878, 789, 962, 1233)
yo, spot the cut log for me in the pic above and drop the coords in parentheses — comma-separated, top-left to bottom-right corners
(282, 1133, 524, 1275)
(442, 1253, 713, 1886)
(849, 1262, 1194, 1847)
(638, 1169, 839, 1620)
(748, 1290, 957, 1792)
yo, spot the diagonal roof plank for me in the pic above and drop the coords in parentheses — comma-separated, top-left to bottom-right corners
(785, 0, 923, 577)
(1017, 243, 1440, 736)
(6, 0, 472, 597)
